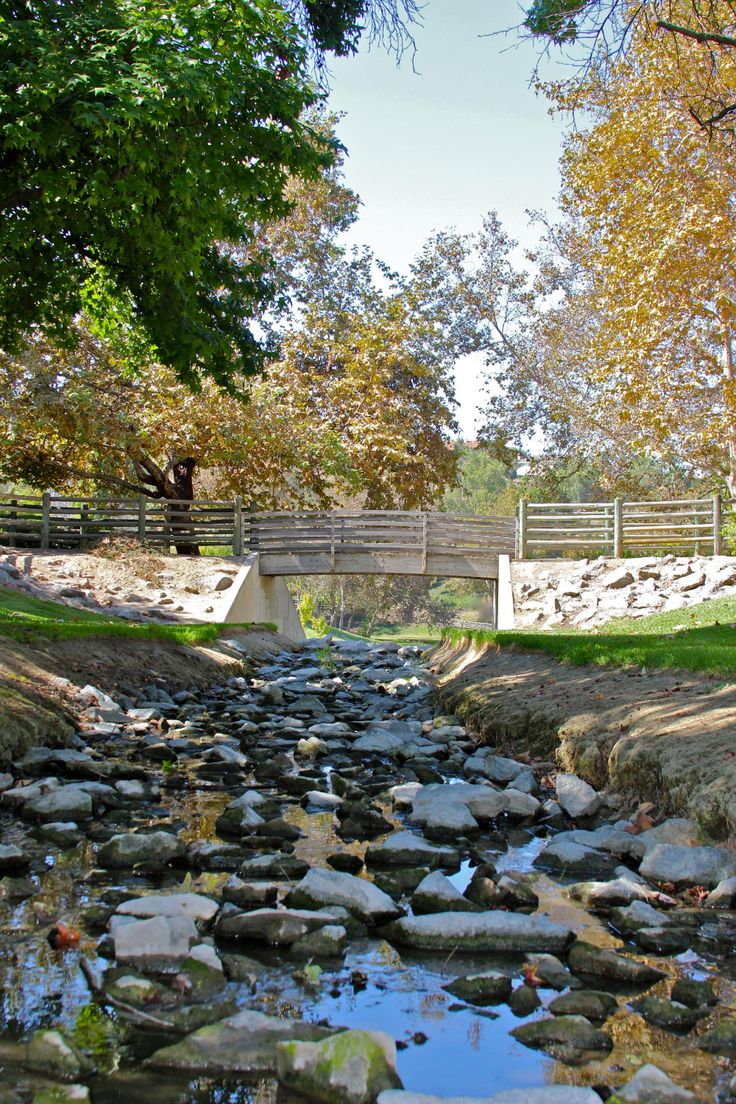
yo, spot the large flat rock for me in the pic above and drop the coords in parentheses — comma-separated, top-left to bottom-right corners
(381, 911, 573, 953)
(145, 1009, 336, 1073)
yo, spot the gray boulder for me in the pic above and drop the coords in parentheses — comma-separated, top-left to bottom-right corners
(555, 773, 600, 819)
(366, 832, 459, 869)
(98, 831, 185, 868)
(146, 1009, 335, 1073)
(511, 1015, 611, 1064)
(286, 868, 403, 925)
(25, 1029, 93, 1081)
(611, 1062, 698, 1102)
(411, 871, 479, 914)
(23, 786, 93, 823)
(639, 843, 736, 889)
(115, 892, 218, 926)
(276, 1029, 402, 1103)
(111, 914, 198, 972)
(383, 911, 573, 953)
(568, 940, 665, 985)
(214, 905, 344, 945)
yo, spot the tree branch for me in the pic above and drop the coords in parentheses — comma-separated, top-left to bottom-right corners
(656, 19, 736, 48)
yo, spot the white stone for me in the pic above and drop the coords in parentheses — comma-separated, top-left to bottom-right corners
(555, 773, 600, 819)
(116, 892, 218, 924)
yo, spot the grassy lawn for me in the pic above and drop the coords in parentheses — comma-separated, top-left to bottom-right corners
(443, 593, 736, 677)
(0, 585, 270, 644)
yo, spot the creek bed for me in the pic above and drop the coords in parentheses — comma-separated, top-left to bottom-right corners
(0, 640, 735, 1103)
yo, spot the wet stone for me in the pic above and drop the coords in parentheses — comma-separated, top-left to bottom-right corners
(631, 996, 707, 1033)
(510, 1014, 612, 1065)
(568, 940, 666, 985)
(443, 971, 513, 1005)
(285, 867, 404, 925)
(549, 990, 617, 1023)
(671, 977, 717, 1008)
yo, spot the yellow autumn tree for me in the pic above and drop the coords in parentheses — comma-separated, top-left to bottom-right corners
(536, 10, 736, 493)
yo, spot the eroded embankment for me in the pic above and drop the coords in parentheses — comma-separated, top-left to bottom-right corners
(0, 628, 295, 765)
(430, 636, 736, 840)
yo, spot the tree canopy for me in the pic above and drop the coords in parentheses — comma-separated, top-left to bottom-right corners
(0, 0, 421, 391)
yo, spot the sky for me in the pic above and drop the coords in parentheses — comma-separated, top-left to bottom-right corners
(326, 0, 568, 438)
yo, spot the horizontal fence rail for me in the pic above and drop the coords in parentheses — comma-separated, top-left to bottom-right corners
(0, 492, 727, 564)
(518, 495, 724, 558)
(0, 494, 242, 554)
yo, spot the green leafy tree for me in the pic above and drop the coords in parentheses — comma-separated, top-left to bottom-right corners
(0, 0, 334, 389)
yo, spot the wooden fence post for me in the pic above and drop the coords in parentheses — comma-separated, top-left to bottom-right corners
(137, 496, 147, 543)
(232, 496, 243, 556)
(80, 502, 89, 550)
(40, 491, 51, 550)
(421, 512, 428, 573)
(249, 503, 258, 552)
(330, 511, 336, 571)
(517, 499, 528, 559)
(613, 497, 623, 558)
(713, 492, 723, 555)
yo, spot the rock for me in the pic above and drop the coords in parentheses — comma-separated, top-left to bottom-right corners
(0, 843, 31, 873)
(98, 831, 185, 869)
(484, 756, 527, 785)
(610, 900, 670, 935)
(602, 566, 635, 590)
(38, 822, 82, 847)
(638, 818, 700, 852)
(115, 892, 218, 926)
(631, 996, 707, 1033)
(290, 924, 348, 958)
(214, 904, 345, 945)
(304, 791, 343, 811)
(286, 868, 403, 925)
(276, 1029, 402, 1104)
(634, 926, 692, 955)
(23, 786, 93, 823)
(568, 940, 666, 985)
(383, 911, 573, 953)
(697, 1020, 736, 1055)
(111, 914, 198, 972)
(705, 875, 736, 907)
(365, 832, 459, 869)
(549, 990, 617, 1023)
(443, 971, 512, 1004)
(412, 871, 479, 914)
(335, 801, 394, 839)
(377, 1090, 602, 1104)
(640, 843, 736, 889)
(555, 774, 600, 819)
(25, 1029, 93, 1081)
(240, 853, 310, 880)
(523, 953, 574, 990)
(567, 871, 676, 910)
(327, 852, 364, 874)
(146, 1009, 335, 1072)
(508, 983, 541, 1017)
(534, 838, 617, 878)
(222, 878, 279, 909)
(670, 977, 716, 1008)
(511, 1015, 612, 1064)
(610, 1063, 698, 1102)
(33, 1088, 91, 1104)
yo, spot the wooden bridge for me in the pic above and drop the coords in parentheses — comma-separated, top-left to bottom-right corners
(248, 511, 516, 578)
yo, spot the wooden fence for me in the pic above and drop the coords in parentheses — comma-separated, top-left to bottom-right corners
(0, 494, 242, 553)
(517, 495, 723, 558)
(0, 492, 727, 562)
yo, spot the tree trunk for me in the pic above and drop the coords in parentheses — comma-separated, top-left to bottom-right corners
(725, 334, 736, 505)
(168, 457, 199, 556)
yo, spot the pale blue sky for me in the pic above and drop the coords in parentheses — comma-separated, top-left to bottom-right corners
(327, 0, 567, 438)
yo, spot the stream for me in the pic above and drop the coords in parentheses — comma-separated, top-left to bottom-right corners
(1, 637, 735, 1103)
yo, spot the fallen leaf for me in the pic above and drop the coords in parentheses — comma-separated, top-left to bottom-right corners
(624, 810, 655, 835)
(521, 962, 544, 987)
(47, 921, 80, 950)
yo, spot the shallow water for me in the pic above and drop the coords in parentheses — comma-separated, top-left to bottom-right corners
(2, 684, 736, 1102)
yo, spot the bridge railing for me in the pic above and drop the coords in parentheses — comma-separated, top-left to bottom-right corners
(249, 510, 517, 571)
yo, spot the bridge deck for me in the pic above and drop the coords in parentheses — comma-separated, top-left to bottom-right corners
(249, 510, 516, 578)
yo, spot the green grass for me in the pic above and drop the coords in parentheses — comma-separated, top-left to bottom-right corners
(442, 593, 736, 677)
(0, 586, 271, 644)
(306, 621, 442, 644)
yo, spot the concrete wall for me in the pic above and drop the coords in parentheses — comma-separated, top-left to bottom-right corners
(215, 554, 306, 641)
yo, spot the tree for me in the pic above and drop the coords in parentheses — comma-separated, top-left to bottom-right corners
(484, 26, 736, 497)
(523, 1, 736, 133)
(0, 0, 421, 391)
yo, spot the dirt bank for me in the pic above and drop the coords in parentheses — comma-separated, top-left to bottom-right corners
(430, 637, 736, 840)
(0, 627, 296, 765)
